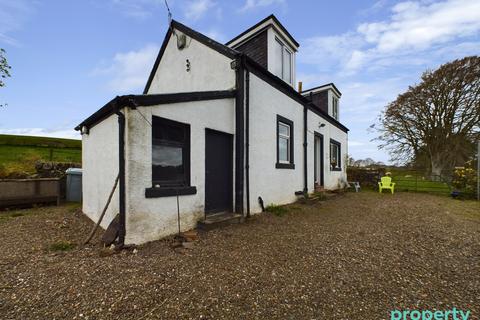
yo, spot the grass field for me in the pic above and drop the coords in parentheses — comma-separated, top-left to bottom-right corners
(0, 134, 81, 177)
(388, 168, 451, 194)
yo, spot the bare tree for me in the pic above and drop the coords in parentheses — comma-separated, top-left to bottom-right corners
(375, 56, 480, 176)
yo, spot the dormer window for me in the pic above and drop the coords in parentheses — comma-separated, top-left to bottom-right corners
(332, 96, 339, 120)
(273, 38, 293, 84)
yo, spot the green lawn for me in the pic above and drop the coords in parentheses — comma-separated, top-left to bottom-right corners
(389, 169, 451, 194)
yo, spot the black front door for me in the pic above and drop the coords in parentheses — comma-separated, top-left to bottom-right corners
(205, 129, 233, 214)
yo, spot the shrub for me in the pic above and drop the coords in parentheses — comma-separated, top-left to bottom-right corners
(452, 161, 477, 197)
(265, 204, 288, 217)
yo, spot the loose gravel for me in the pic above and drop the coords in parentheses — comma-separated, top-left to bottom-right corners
(0, 192, 479, 319)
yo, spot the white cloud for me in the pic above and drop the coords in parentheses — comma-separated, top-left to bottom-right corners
(299, 0, 480, 74)
(91, 44, 159, 93)
(239, 0, 286, 12)
(0, 128, 80, 140)
(183, 0, 216, 21)
(0, 0, 35, 45)
(358, 0, 480, 53)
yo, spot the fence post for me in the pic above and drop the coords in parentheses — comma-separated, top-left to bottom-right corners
(477, 140, 479, 201)
(415, 170, 418, 192)
(49, 148, 53, 161)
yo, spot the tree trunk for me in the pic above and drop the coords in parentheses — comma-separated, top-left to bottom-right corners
(430, 155, 443, 180)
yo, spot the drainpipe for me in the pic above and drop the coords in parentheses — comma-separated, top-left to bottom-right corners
(303, 105, 308, 195)
(245, 68, 251, 218)
(234, 55, 245, 216)
(115, 100, 126, 247)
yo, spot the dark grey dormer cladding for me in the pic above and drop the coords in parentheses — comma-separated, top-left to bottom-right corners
(234, 30, 268, 69)
(308, 90, 328, 115)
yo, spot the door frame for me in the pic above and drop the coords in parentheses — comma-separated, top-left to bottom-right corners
(314, 132, 324, 187)
(204, 128, 234, 215)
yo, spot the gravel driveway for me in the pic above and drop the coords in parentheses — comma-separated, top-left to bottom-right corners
(0, 192, 479, 319)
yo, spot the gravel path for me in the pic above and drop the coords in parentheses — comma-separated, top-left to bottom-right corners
(0, 192, 479, 319)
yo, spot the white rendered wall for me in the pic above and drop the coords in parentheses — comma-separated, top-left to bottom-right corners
(123, 99, 235, 244)
(248, 73, 304, 214)
(146, 29, 235, 94)
(306, 110, 348, 190)
(81, 115, 119, 229)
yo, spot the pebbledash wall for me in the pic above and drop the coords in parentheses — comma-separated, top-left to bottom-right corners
(248, 73, 347, 214)
(123, 99, 235, 244)
(82, 114, 119, 230)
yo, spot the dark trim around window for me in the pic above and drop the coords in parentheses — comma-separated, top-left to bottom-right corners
(147, 116, 197, 198)
(276, 114, 295, 169)
(330, 138, 342, 171)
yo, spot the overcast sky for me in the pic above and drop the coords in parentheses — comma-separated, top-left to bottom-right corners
(0, 0, 479, 163)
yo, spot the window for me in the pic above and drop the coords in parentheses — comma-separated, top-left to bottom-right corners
(151, 116, 190, 187)
(330, 139, 341, 171)
(276, 115, 294, 169)
(273, 38, 293, 84)
(332, 96, 339, 120)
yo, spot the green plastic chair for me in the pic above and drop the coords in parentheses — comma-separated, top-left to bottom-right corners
(378, 176, 395, 194)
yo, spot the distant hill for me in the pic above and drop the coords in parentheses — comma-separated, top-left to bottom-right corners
(0, 134, 81, 149)
(0, 134, 81, 178)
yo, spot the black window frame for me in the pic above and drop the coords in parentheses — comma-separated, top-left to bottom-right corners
(276, 114, 295, 169)
(146, 116, 196, 198)
(329, 139, 341, 171)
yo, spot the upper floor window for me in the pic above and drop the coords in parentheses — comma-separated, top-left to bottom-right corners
(273, 38, 293, 84)
(276, 115, 295, 169)
(332, 96, 339, 120)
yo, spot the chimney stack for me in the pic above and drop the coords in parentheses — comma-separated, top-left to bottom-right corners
(298, 81, 303, 93)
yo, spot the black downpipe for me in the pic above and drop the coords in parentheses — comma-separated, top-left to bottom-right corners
(115, 106, 126, 246)
(303, 105, 308, 195)
(245, 69, 250, 218)
(234, 56, 245, 215)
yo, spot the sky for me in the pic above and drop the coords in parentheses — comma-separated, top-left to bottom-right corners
(0, 0, 479, 163)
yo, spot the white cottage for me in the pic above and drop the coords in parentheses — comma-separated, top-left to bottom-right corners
(76, 15, 349, 245)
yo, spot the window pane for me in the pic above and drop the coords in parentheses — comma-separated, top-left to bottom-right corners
(279, 122, 290, 137)
(330, 143, 338, 166)
(152, 118, 185, 143)
(283, 48, 291, 83)
(273, 39, 283, 78)
(152, 144, 184, 183)
(279, 137, 289, 162)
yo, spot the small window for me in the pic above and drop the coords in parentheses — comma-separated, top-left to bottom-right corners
(274, 37, 293, 84)
(332, 96, 339, 120)
(152, 116, 190, 187)
(276, 115, 294, 169)
(330, 139, 341, 171)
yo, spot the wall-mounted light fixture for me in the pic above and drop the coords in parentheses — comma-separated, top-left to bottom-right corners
(319, 123, 326, 128)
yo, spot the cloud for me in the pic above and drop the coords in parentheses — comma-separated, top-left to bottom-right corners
(299, 0, 480, 74)
(357, 0, 480, 53)
(0, 128, 80, 140)
(183, 0, 216, 21)
(91, 44, 159, 93)
(109, 0, 164, 19)
(239, 0, 286, 12)
(0, 0, 35, 46)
